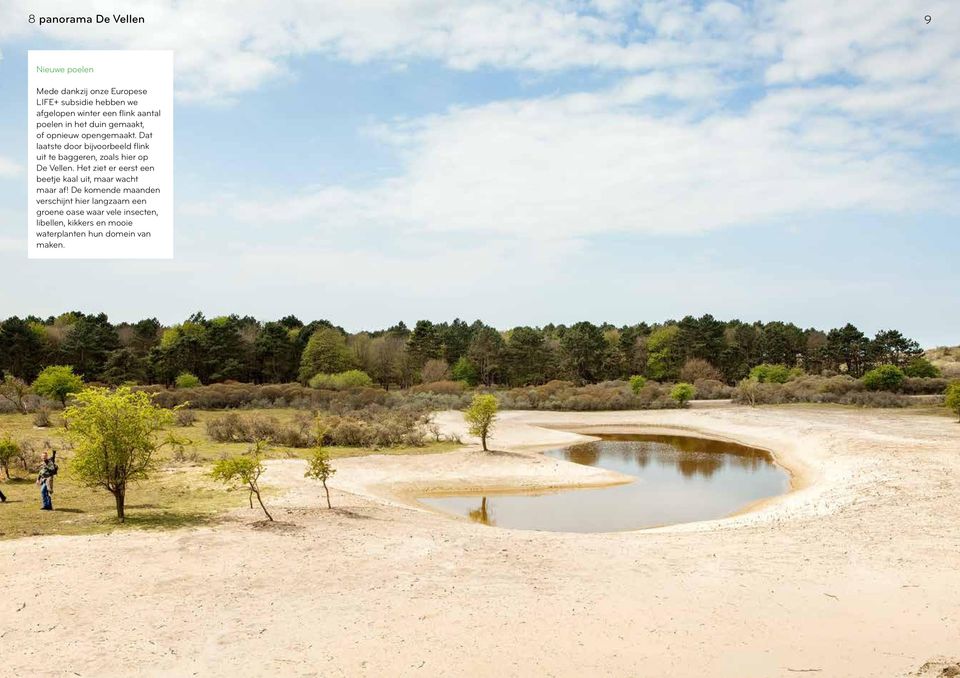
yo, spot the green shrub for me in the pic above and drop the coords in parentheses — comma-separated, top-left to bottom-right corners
(862, 364, 905, 392)
(32, 365, 83, 406)
(670, 382, 696, 407)
(308, 370, 374, 391)
(749, 364, 801, 384)
(451, 357, 480, 386)
(945, 381, 960, 422)
(903, 357, 940, 378)
(628, 375, 647, 394)
(174, 372, 202, 389)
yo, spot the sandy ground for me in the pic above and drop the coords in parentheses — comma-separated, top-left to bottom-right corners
(2, 405, 959, 677)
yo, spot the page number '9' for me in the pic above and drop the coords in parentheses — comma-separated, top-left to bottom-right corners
(924, 14, 932, 23)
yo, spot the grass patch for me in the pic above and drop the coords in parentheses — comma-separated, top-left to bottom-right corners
(0, 466, 240, 539)
(0, 409, 460, 540)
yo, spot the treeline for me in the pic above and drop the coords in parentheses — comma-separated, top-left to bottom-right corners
(0, 311, 936, 388)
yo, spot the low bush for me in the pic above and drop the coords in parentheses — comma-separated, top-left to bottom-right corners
(175, 372, 202, 389)
(140, 382, 394, 411)
(308, 370, 374, 391)
(733, 374, 910, 407)
(410, 380, 467, 395)
(901, 377, 950, 395)
(680, 359, 722, 383)
(670, 382, 696, 407)
(33, 407, 53, 427)
(749, 363, 803, 384)
(496, 380, 678, 411)
(206, 412, 316, 448)
(318, 410, 428, 448)
(862, 364, 905, 392)
(692, 379, 733, 400)
(903, 357, 940, 378)
(205, 408, 429, 449)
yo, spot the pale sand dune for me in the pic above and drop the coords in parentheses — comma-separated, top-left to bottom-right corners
(2, 406, 959, 677)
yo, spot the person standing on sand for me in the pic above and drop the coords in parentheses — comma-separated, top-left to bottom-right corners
(37, 450, 57, 510)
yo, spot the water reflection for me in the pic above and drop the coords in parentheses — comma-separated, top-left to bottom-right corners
(420, 434, 789, 532)
(467, 496, 494, 526)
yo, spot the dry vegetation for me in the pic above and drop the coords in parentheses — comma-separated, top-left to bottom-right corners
(926, 346, 960, 378)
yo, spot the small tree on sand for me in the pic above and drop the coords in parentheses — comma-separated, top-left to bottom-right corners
(945, 381, 960, 423)
(64, 386, 180, 522)
(464, 394, 498, 451)
(33, 365, 83, 406)
(670, 382, 696, 408)
(211, 441, 273, 521)
(304, 428, 336, 509)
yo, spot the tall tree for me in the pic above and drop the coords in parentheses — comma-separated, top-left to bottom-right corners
(826, 324, 871, 377)
(468, 325, 505, 386)
(255, 322, 300, 383)
(298, 327, 352, 382)
(0, 317, 46, 381)
(646, 325, 682, 381)
(58, 313, 120, 379)
(407, 320, 444, 368)
(559, 322, 607, 383)
(870, 329, 923, 368)
(504, 327, 550, 386)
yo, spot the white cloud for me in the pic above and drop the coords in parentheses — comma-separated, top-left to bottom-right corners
(192, 75, 953, 240)
(10, 0, 960, 243)
(0, 155, 21, 177)
(2, 0, 753, 102)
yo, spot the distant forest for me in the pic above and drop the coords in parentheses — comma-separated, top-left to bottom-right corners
(0, 312, 929, 388)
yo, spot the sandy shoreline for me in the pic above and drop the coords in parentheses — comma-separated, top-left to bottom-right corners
(1, 405, 959, 677)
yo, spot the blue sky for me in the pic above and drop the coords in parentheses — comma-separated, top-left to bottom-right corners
(0, 1, 957, 346)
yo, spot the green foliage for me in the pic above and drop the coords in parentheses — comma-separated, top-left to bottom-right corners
(64, 386, 178, 522)
(464, 394, 498, 451)
(210, 454, 260, 484)
(559, 321, 608, 383)
(32, 365, 83, 406)
(0, 434, 19, 479)
(628, 375, 647, 394)
(862, 364, 905, 392)
(0, 311, 934, 394)
(903, 357, 940, 378)
(670, 382, 696, 407)
(210, 442, 272, 521)
(945, 382, 960, 422)
(308, 369, 374, 390)
(174, 372, 202, 389)
(646, 325, 681, 381)
(304, 432, 336, 509)
(467, 325, 505, 386)
(299, 327, 353, 382)
(749, 363, 801, 384)
(451, 356, 480, 386)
